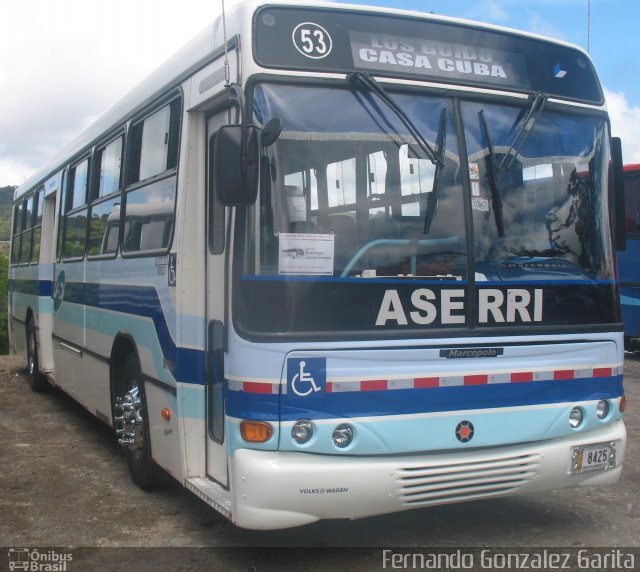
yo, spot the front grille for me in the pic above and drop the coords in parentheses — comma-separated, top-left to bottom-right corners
(398, 453, 542, 506)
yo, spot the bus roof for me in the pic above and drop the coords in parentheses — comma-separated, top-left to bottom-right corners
(15, 0, 598, 201)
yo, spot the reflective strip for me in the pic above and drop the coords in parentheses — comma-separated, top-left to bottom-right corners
(228, 366, 622, 394)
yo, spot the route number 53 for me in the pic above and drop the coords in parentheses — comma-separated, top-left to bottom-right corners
(293, 22, 333, 59)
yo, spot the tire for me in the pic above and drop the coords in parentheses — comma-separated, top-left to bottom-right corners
(26, 320, 48, 392)
(117, 354, 162, 489)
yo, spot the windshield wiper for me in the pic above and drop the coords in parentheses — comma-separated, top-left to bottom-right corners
(348, 72, 447, 234)
(349, 72, 441, 165)
(477, 92, 547, 237)
(498, 91, 547, 171)
(479, 109, 505, 237)
(423, 108, 447, 234)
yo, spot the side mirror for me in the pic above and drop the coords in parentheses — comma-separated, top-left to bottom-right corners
(213, 125, 260, 206)
(261, 117, 282, 147)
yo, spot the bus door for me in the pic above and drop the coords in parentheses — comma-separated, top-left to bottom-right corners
(51, 166, 87, 396)
(37, 190, 58, 374)
(205, 112, 229, 486)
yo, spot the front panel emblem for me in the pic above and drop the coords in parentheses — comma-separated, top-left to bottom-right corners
(455, 420, 475, 443)
(287, 357, 326, 397)
(53, 271, 65, 311)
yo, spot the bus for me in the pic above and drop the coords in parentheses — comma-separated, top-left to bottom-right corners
(618, 164, 640, 346)
(8, 1, 627, 530)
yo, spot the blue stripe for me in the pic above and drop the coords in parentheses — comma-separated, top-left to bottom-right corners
(241, 275, 468, 285)
(9, 279, 53, 297)
(479, 279, 616, 286)
(227, 375, 623, 421)
(240, 275, 616, 286)
(63, 282, 205, 384)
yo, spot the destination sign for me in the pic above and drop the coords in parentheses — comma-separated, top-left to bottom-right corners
(349, 32, 529, 88)
(254, 6, 604, 104)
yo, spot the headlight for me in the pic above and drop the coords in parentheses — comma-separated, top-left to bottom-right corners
(291, 420, 313, 444)
(332, 424, 354, 448)
(596, 400, 610, 419)
(569, 407, 584, 428)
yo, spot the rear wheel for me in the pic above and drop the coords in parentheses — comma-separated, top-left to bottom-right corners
(114, 354, 162, 488)
(26, 320, 48, 392)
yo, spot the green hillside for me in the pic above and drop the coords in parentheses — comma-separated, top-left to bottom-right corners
(0, 187, 14, 354)
(0, 186, 16, 241)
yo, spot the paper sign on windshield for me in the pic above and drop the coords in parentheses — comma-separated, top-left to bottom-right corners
(278, 233, 335, 275)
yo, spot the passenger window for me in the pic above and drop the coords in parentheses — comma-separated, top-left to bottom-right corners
(367, 151, 389, 219)
(123, 178, 175, 253)
(87, 135, 124, 258)
(127, 99, 180, 184)
(30, 189, 44, 263)
(88, 198, 120, 257)
(95, 136, 123, 198)
(62, 161, 90, 261)
(69, 159, 89, 210)
(11, 201, 25, 266)
(123, 97, 180, 255)
(327, 158, 356, 208)
(63, 209, 88, 259)
(399, 144, 436, 216)
(17, 196, 37, 264)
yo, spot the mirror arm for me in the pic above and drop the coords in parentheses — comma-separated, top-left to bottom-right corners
(226, 83, 248, 125)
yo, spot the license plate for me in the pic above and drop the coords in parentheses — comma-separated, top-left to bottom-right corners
(571, 442, 616, 474)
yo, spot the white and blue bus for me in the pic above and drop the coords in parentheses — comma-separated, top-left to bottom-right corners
(9, 1, 628, 529)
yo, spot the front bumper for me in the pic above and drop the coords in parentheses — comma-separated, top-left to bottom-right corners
(229, 420, 626, 529)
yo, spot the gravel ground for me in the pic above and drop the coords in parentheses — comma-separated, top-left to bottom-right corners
(0, 352, 638, 571)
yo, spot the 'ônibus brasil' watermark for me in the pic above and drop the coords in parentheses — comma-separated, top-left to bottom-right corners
(8, 548, 73, 572)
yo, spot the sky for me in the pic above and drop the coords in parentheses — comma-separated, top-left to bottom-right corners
(1, 0, 639, 187)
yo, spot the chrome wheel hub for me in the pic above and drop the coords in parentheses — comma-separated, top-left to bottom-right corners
(28, 333, 35, 376)
(114, 384, 144, 456)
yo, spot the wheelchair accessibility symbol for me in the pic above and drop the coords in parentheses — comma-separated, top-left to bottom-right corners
(288, 357, 326, 397)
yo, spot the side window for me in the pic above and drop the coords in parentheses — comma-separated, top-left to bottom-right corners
(56, 171, 67, 261)
(367, 151, 389, 220)
(95, 136, 123, 199)
(70, 159, 89, 209)
(19, 196, 34, 264)
(11, 202, 24, 266)
(123, 97, 181, 254)
(326, 157, 356, 209)
(88, 198, 120, 257)
(399, 144, 436, 216)
(30, 189, 44, 263)
(88, 135, 123, 257)
(62, 158, 90, 260)
(127, 99, 180, 185)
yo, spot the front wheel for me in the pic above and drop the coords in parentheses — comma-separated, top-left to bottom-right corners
(114, 354, 162, 489)
(27, 320, 48, 392)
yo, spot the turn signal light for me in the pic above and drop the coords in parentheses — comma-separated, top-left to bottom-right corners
(620, 395, 626, 413)
(241, 420, 273, 443)
(161, 408, 171, 421)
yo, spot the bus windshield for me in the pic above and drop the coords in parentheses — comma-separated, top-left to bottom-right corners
(234, 81, 615, 337)
(250, 82, 465, 279)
